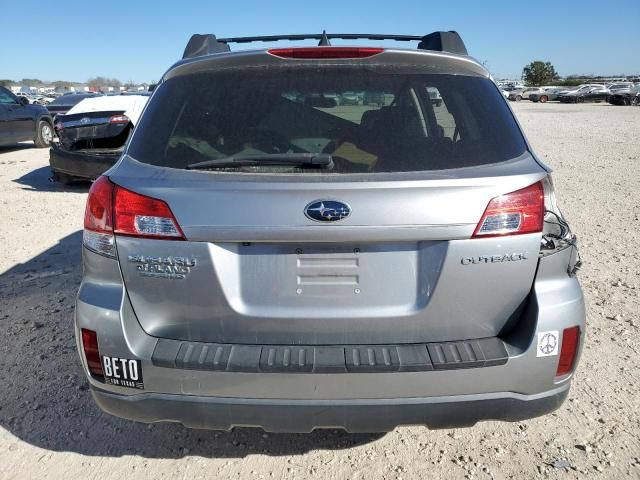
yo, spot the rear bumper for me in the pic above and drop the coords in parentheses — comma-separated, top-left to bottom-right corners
(49, 144, 120, 180)
(75, 241, 585, 432)
(91, 384, 570, 433)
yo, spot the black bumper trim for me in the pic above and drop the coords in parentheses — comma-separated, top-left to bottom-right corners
(91, 385, 569, 433)
(152, 337, 509, 373)
(49, 144, 120, 180)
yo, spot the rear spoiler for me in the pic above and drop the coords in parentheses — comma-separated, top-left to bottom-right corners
(182, 31, 468, 59)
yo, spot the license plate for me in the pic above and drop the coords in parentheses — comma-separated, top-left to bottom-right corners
(102, 356, 144, 390)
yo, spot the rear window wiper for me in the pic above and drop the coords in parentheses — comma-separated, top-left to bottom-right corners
(187, 153, 334, 170)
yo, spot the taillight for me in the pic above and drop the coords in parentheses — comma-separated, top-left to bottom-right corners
(113, 185, 185, 239)
(268, 47, 384, 59)
(83, 176, 184, 256)
(109, 114, 129, 124)
(83, 176, 116, 257)
(556, 326, 580, 377)
(473, 181, 544, 238)
(81, 328, 104, 380)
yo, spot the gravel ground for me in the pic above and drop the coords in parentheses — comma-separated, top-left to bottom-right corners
(0, 102, 639, 479)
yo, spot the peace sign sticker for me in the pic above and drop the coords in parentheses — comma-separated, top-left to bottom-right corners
(536, 331, 559, 357)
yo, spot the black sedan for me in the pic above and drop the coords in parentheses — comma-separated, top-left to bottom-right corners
(0, 86, 54, 148)
(608, 87, 640, 106)
(559, 87, 610, 103)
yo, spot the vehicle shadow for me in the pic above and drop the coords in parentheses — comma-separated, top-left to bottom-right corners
(12, 166, 90, 193)
(0, 231, 384, 458)
(0, 143, 35, 154)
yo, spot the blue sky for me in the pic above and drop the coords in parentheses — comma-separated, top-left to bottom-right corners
(2, 0, 638, 83)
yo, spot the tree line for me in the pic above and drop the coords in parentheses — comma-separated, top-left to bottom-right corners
(0, 77, 153, 89)
(520, 61, 638, 86)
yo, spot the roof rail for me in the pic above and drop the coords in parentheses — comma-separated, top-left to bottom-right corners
(182, 31, 467, 59)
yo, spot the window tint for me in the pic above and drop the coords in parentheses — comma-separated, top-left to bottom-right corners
(53, 96, 77, 105)
(50, 96, 70, 105)
(0, 88, 17, 105)
(128, 67, 527, 174)
(50, 94, 91, 106)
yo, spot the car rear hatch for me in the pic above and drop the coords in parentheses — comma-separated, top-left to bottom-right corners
(105, 49, 547, 345)
(56, 110, 131, 150)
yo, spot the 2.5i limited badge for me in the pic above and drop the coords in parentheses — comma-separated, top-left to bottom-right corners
(128, 255, 196, 280)
(102, 356, 144, 390)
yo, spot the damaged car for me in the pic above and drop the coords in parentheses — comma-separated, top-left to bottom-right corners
(49, 93, 149, 183)
(75, 31, 585, 433)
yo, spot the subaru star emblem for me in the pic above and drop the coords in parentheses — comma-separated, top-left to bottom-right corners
(305, 200, 351, 222)
(80, 117, 91, 125)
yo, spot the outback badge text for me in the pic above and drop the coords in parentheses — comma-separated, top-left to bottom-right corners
(461, 252, 529, 265)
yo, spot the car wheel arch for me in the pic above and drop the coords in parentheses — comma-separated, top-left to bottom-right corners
(34, 117, 54, 148)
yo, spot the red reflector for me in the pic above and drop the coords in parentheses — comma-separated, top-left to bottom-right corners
(472, 181, 545, 238)
(556, 326, 580, 377)
(113, 185, 185, 240)
(268, 47, 384, 59)
(109, 114, 129, 124)
(81, 328, 104, 379)
(84, 176, 114, 234)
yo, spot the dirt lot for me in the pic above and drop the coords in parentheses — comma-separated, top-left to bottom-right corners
(0, 102, 639, 479)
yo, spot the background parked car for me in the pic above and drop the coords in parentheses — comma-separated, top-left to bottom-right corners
(501, 84, 525, 91)
(427, 87, 443, 106)
(15, 93, 44, 105)
(0, 86, 54, 148)
(521, 87, 544, 100)
(608, 84, 640, 105)
(363, 91, 385, 106)
(556, 84, 603, 99)
(507, 88, 524, 101)
(339, 91, 361, 105)
(559, 85, 610, 103)
(529, 87, 564, 103)
(606, 82, 634, 93)
(46, 93, 101, 121)
(49, 94, 149, 183)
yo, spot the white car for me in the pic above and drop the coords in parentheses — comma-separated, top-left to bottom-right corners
(557, 84, 604, 97)
(606, 82, 634, 92)
(521, 87, 544, 100)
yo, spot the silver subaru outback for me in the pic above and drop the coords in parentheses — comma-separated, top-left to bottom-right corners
(75, 31, 585, 433)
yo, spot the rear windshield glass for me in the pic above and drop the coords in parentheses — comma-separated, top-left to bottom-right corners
(128, 66, 527, 174)
(50, 95, 90, 106)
